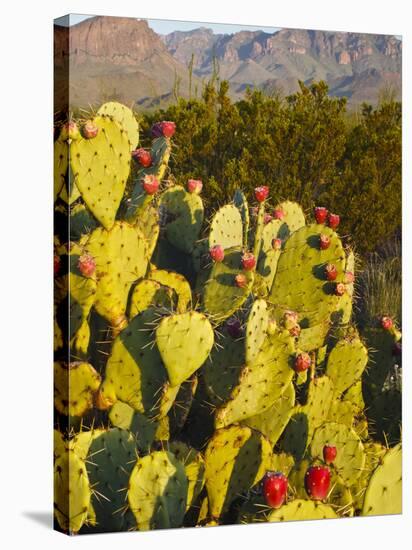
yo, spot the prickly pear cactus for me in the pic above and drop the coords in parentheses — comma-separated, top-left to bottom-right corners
(54, 103, 401, 535)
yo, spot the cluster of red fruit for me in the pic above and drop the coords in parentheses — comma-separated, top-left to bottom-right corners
(262, 445, 337, 509)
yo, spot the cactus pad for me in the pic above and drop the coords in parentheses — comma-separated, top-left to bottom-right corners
(215, 328, 294, 427)
(128, 451, 188, 530)
(97, 101, 139, 151)
(209, 204, 243, 250)
(362, 443, 402, 516)
(54, 362, 101, 417)
(275, 200, 306, 237)
(54, 136, 68, 201)
(245, 299, 269, 363)
(326, 337, 368, 395)
(54, 449, 91, 533)
(129, 279, 173, 318)
(101, 308, 177, 417)
(85, 222, 149, 326)
(204, 425, 272, 518)
(70, 116, 131, 229)
(159, 186, 204, 253)
(150, 269, 192, 313)
(156, 311, 214, 386)
(244, 382, 295, 446)
(203, 246, 254, 322)
(268, 499, 337, 522)
(85, 428, 137, 532)
(269, 224, 346, 334)
(311, 422, 365, 484)
(169, 442, 205, 510)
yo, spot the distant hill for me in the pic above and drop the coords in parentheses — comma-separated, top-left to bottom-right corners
(54, 16, 401, 112)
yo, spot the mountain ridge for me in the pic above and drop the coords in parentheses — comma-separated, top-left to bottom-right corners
(54, 16, 401, 111)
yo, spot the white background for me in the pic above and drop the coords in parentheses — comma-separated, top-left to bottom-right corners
(0, 0, 410, 547)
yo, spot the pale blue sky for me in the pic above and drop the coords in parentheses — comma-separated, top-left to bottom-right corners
(55, 14, 280, 35)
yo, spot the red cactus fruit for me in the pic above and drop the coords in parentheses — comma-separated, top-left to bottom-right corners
(210, 245, 225, 263)
(262, 471, 288, 509)
(254, 186, 269, 203)
(294, 352, 311, 373)
(381, 316, 394, 331)
(78, 254, 96, 278)
(264, 213, 273, 224)
(319, 234, 331, 250)
(335, 282, 346, 296)
(151, 121, 176, 138)
(328, 213, 340, 229)
(272, 238, 282, 250)
(132, 148, 152, 167)
(61, 120, 79, 141)
(226, 318, 242, 339)
(289, 325, 301, 338)
(273, 208, 285, 220)
(314, 207, 328, 224)
(325, 263, 338, 281)
(241, 252, 256, 271)
(142, 175, 159, 195)
(323, 445, 337, 464)
(305, 466, 331, 501)
(235, 273, 248, 288)
(187, 179, 203, 194)
(82, 120, 99, 139)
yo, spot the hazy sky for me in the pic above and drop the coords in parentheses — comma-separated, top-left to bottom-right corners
(55, 14, 280, 35)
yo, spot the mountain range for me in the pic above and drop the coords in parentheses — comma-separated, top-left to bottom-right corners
(54, 16, 401, 112)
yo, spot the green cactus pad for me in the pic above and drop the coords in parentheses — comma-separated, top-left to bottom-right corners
(280, 376, 334, 460)
(298, 321, 331, 352)
(125, 137, 171, 222)
(257, 219, 283, 290)
(69, 254, 97, 340)
(159, 186, 204, 254)
(245, 299, 269, 363)
(85, 222, 149, 326)
(275, 200, 306, 237)
(215, 329, 294, 427)
(344, 380, 365, 409)
(244, 382, 295, 446)
(209, 204, 243, 250)
(54, 362, 101, 417)
(150, 269, 192, 313)
(204, 425, 272, 518)
(327, 399, 358, 427)
(54, 137, 68, 201)
(109, 401, 169, 452)
(128, 450, 188, 530)
(69, 429, 105, 460)
(70, 116, 131, 229)
(233, 190, 249, 245)
(362, 326, 397, 399)
(268, 499, 337, 522)
(169, 442, 205, 510)
(351, 442, 387, 512)
(168, 376, 198, 435)
(136, 204, 159, 258)
(326, 337, 368, 396)
(156, 311, 214, 387)
(70, 319, 91, 356)
(203, 246, 254, 322)
(101, 308, 177, 417)
(362, 443, 402, 516)
(310, 422, 365, 484)
(97, 102, 139, 151)
(54, 449, 91, 533)
(54, 430, 66, 461)
(69, 203, 98, 241)
(129, 279, 174, 318)
(203, 329, 244, 405)
(268, 224, 346, 332)
(85, 428, 137, 532)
